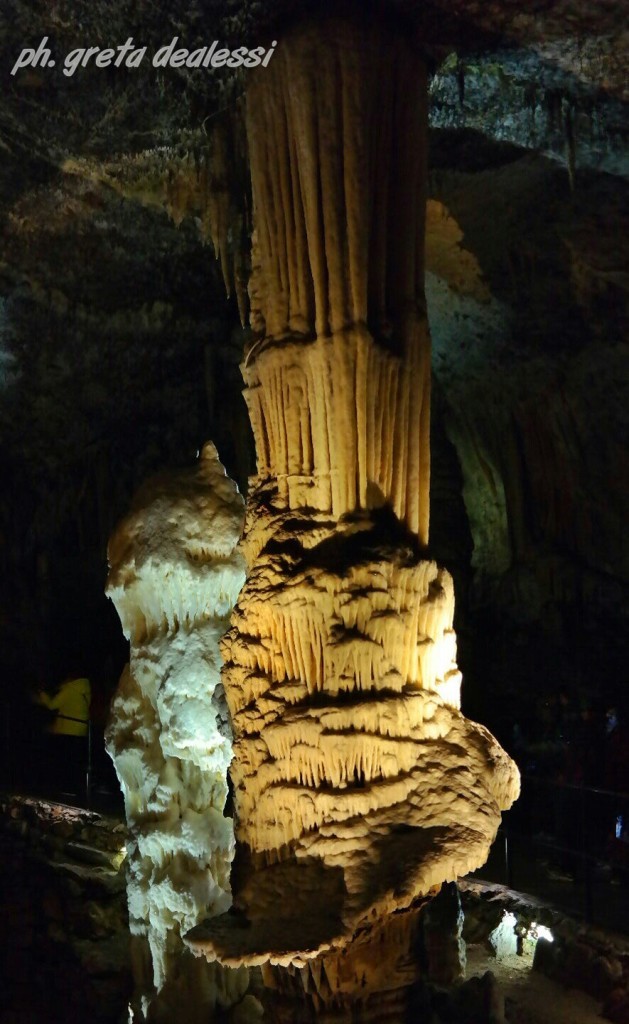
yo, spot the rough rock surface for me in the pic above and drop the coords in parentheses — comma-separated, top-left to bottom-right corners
(105, 443, 251, 1021)
(190, 502, 519, 970)
(187, 19, 520, 1015)
(0, 796, 131, 1024)
(461, 880, 629, 1024)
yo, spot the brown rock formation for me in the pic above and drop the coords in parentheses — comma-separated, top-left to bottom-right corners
(187, 12, 519, 1010)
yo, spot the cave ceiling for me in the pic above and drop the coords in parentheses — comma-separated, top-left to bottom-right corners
(0, 0, 627, 708)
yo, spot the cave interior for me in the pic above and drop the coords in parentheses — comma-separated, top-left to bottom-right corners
(0, 0, 628, 1019)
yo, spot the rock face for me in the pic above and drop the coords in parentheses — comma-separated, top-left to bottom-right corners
(105, 443, 250, 1022)
(187, 14, 520, 1013)
(0, 797, 131, 1024)
(423, 148, 629, 732)
(190, 502, 518, 978)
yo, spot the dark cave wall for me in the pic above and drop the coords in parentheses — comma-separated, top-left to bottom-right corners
(0, 178, 254, 715)
(0, 797, 131, 1024)
(425, 140, 628, 740)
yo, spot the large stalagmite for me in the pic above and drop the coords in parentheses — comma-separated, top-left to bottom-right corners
(187, 12, 520, 1013)
(105, 443, 254, 1023)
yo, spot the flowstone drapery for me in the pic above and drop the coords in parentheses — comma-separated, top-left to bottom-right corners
(187, 15, 520, 1010)
(105, 444, 256, 1023)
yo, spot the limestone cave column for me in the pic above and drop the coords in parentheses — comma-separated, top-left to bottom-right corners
(105, 444, 257, 1023)
(188, 14, 519, 1015)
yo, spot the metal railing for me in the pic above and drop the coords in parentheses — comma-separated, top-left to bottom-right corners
(486, 774, 629, 932)
(52, 713, 93, 807)
(2, 703, 94, 809)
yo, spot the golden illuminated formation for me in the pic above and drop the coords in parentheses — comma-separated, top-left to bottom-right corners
(187, 13, 519, 1014)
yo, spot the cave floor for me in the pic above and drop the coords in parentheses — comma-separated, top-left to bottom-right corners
(466, 944, 603, 1024)
(1, 792, 623, 1023)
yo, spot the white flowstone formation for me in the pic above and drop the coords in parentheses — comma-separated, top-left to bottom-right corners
(187, 18, 520, 1012)
(105, 443, 252, 1022)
